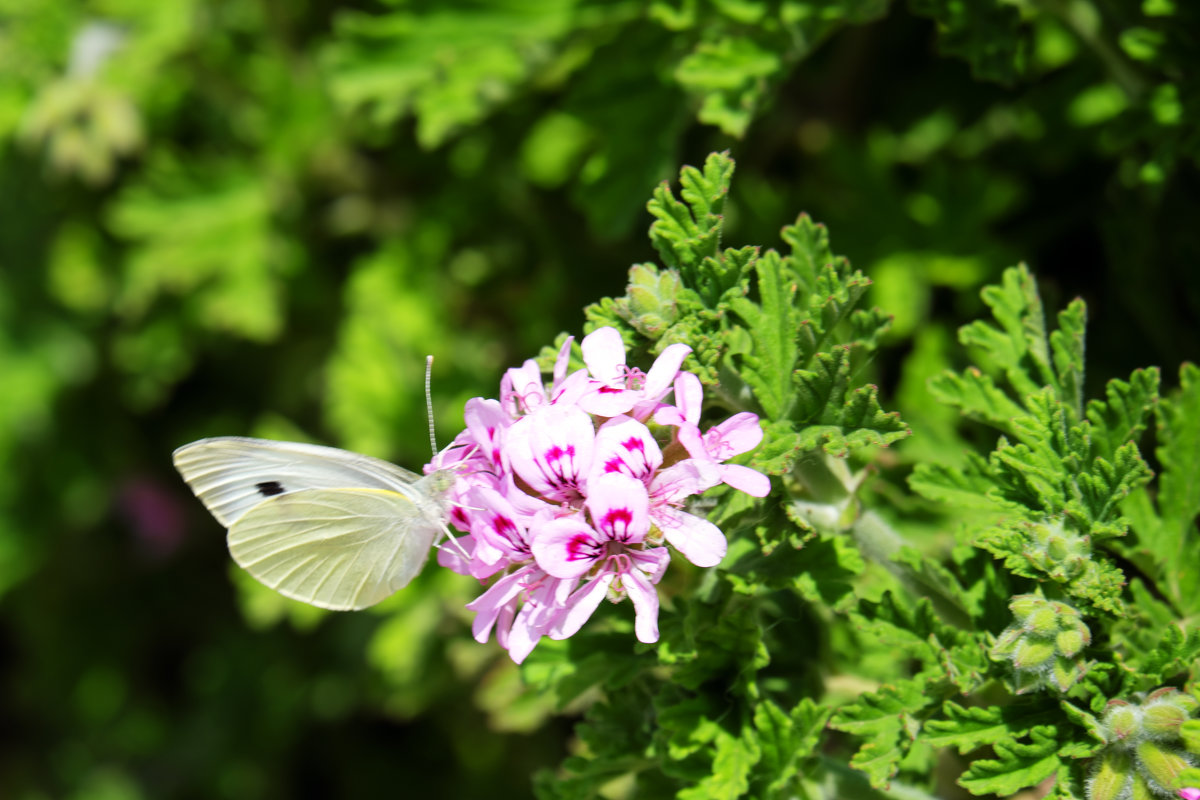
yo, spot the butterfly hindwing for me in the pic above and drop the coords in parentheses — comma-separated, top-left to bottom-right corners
(228, 487, 438, 610)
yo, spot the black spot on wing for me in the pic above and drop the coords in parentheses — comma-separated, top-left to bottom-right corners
(256, 481, 286, 497)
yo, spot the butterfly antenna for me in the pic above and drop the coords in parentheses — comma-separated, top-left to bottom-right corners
(425, 355, 438, 459)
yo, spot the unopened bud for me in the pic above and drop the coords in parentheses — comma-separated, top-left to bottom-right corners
(1057, 629, 1086, 657)
(1136, 741, 1190, 790)
(1145, 703, 1188, 738)
(1130, 772, 1155, 800)
(1088, 750, 1131, 800)
(1009, 594, 1042, 618)
(1182, 720, 1200, 756)
(1050, 656, 1082, 693)
(1026, 607, 1059, 635)
(1105, 703, 1142, 741)
(1048, 534, 1074, 561)
(1013, 639, 1056, 669)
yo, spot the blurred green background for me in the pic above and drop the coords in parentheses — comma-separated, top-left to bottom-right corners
(0, 0, 1196, 797)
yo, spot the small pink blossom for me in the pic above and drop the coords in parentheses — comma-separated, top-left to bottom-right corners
(1179, 789, 1200, 800)
(656, 372, 771, 497)
(578, 327, 692, 419)
(435, 326, 767, 662)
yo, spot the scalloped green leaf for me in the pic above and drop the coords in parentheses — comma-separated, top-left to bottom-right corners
(957, 726, 1061, 796)
(922, 701, 1058, 753)
(647, 151, 733, 283)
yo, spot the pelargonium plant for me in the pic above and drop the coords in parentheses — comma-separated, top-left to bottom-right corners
(183, 152, 1199, 800)
(432, 325, 769, 663)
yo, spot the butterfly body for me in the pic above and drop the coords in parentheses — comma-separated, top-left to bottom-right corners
(173, 436, 454, 611)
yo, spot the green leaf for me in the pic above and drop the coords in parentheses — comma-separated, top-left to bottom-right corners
(675, 34, 782, 137)
(1050, 298, 1087, 420)
(1158, 363, 1200, 540)
(957, 726, 1061, 796)
(677, 727, 760, 800)
(960, 266, 1049, 389)
(1085, 367, 1160, 456)
(728, 249, 799, 418)
(910, 0, 1029, 84)
(1130, 362, 1200, 611)
(831, 679, 933, 788)
(922, 701, 1058, 753)
(647, 151, 734, 282)
(110, 157, 290, 343)
(928, 366, 1026, 431)
(908, 452, 999, 510)
(792, 347, 911, 456)
(322, 1, 582, 147)
(753, 698, 830, 793)
(1122, 624, 1200, 689)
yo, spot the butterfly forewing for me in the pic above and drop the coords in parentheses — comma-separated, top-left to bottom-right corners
(172, 437, 425, 527)
(227, 487, 438, 610)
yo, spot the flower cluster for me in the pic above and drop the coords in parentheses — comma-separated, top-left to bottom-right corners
(1088, 689, 1200, 800)
(431, 327, 769, 663)
(990, 593, 1092, 694)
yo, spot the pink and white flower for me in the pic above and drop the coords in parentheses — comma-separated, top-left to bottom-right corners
(434, 326, 769, 662)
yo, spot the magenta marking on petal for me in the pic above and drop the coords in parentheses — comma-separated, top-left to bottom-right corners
(491, 514, 518, 543)
(621, 437, 645, 454)
(604, 457, 624, 473)
(601, 507, 633, 538)
(597, 385, 624, 394)
(566, 533, 594, 562)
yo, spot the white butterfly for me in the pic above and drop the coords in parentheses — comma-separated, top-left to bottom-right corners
(173, 436, 457, 611)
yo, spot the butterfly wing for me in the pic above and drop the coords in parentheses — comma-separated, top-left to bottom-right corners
(173, 436, 451, 610)
(227, 487, 439, 610)
(172, 436, 424, 527)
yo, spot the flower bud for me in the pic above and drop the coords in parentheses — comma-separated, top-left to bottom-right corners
(1130, 772, 1155, 800)
(1182, 720, 1200, 756)
(1057, 628, 1086, 657)
(1026, 607, 1059, 635)
(1137, 740, 1191, 790)
(1088, 750, 1131, 800)
(1104, 702, 1143, 741)
(1146, 704, 1189, 738)
(1013, 639, 1057, 670)
(1050, 656, 1082, 693)
(1009, 594, 1042, 618)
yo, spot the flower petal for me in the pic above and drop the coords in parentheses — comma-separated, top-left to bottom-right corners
(586, 472, 651, 544)
(591, 416, 662, 484)
(655, 505, 727, 567)
(673, 372, 703, 425)
(507, 405, 594, 501)
(580, 326, 626, 384)
(622, 568, 660, 643)
(436, 533, 478, 574)
(720, 464, 771, 497)
(649, 460, 711, 504)
(706, 413, 764, 458)
(500, 360, 546, 416)
(578, 386, 640, 417)
(551, 335, 574, 392)
(467, 486, 531, 563)
(642, 343, 692, 402)
(465, 569, 528, 643)
(531, 516, 603, 579)
(550, 573, 615, 640)
(463, 397, 511, 470)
